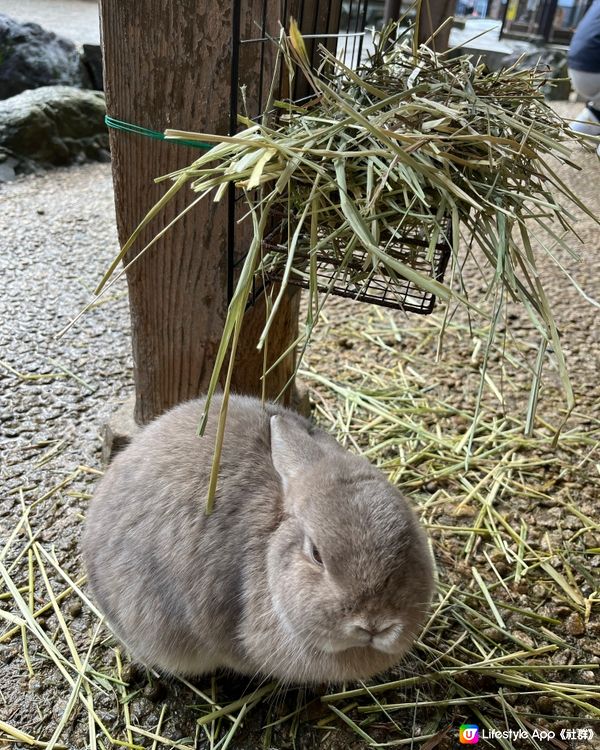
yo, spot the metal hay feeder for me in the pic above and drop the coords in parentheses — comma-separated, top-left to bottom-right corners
(229, 0, 451, 315)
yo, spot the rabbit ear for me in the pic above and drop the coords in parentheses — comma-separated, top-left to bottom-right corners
(270, 415, 323, 492)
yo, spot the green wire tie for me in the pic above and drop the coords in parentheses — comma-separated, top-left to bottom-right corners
(105, 115, 213, 150)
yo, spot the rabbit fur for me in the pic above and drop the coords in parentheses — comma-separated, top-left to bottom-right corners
(83, 395, 435, 684)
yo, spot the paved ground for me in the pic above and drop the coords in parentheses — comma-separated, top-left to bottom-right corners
(0, 163, 135, 747)
(0, 0, 100, 45)
(1, 162, 131, 519)
(449, 18, 512, 52)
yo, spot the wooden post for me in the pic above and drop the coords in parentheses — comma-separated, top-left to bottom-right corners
(100, 0, 302, 425)
(417, 0, 457, 50)
(384, 0, 402, 23)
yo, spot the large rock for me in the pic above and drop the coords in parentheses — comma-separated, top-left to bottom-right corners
(500, 47, 571, 100)
(0, 13, 90, 100)
(0, 85, 108, 179)
(82, 44, 103, 91)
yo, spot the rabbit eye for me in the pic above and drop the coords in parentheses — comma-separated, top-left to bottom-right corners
(311, 544, 323, 566)
(304, 536, 324, 567)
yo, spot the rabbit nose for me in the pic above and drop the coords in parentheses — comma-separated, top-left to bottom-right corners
(354, 624, 376, 637)
(353, 621, 401, 638)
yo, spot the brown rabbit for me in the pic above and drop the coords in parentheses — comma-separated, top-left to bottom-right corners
(83, 395, 435, 684)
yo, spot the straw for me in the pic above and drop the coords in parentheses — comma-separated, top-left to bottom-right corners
(88, 19, 596, 510)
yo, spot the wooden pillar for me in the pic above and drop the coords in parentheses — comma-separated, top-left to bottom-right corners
(100, 0, 301, 425)
(417, 0, 457, 50)
(384, 0, 402, 22)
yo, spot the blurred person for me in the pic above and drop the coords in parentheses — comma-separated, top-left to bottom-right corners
(568, 0, 600, 136)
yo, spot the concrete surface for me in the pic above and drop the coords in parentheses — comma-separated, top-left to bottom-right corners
(0, 0, 100, 45)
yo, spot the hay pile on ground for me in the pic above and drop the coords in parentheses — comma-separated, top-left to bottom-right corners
(2, 20, 598, 750)
(1, 308, 598, 749)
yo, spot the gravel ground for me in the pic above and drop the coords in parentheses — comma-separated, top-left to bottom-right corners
(0, 0, 100, 45)
(0, 102, 598, 749)
(0, 165, 134, 744)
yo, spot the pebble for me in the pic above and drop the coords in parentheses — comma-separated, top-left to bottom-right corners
(552, 649, 573, 666)
(565, 613, 586, 637)
(52, 698, 69, 721)
(536, 695, 554, 713)
(143, 681, 167, 702)
(561, 515, 580, 530)
(512, 630, 535, 648)
(130, 696, 158, 721)
(68, 600, 82, 617)
(28, 677, 44, 693)
(482, 627, 508, 643)
(532, 583, 547, 600)
(587, 621, 600, 637)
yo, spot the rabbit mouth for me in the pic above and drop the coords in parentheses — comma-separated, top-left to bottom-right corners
(320, 639, 358, 654)
(320, 634, 406, 655)
(319, 620, 407, 655)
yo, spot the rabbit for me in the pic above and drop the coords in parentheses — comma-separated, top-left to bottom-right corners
(82, 394, 435, 684)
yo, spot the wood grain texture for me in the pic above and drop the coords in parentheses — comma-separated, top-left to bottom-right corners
(418, 0, 455, 50)
(100, 0, 301, 424)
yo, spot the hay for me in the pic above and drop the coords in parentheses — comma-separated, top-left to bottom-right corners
(160, 19, 595, 419)
(83, 19, 598, 509)
(2, 315, 598, 748)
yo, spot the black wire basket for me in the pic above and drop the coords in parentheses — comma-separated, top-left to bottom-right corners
(230, 0, 451, 315)
(259, 220, 452, 314)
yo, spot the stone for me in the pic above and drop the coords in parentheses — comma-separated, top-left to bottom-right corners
(0, 146, 18, 180)
(81, 44, 103, 91)
(580, 669, 596, 684)
(0, 13, 91, 100)
(102, 395, 139, 465)
(564, 612, 586, 637)
(536, 695, 554, 713)
(0, 85, 108, 176)
(68, 601, 83, 618)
